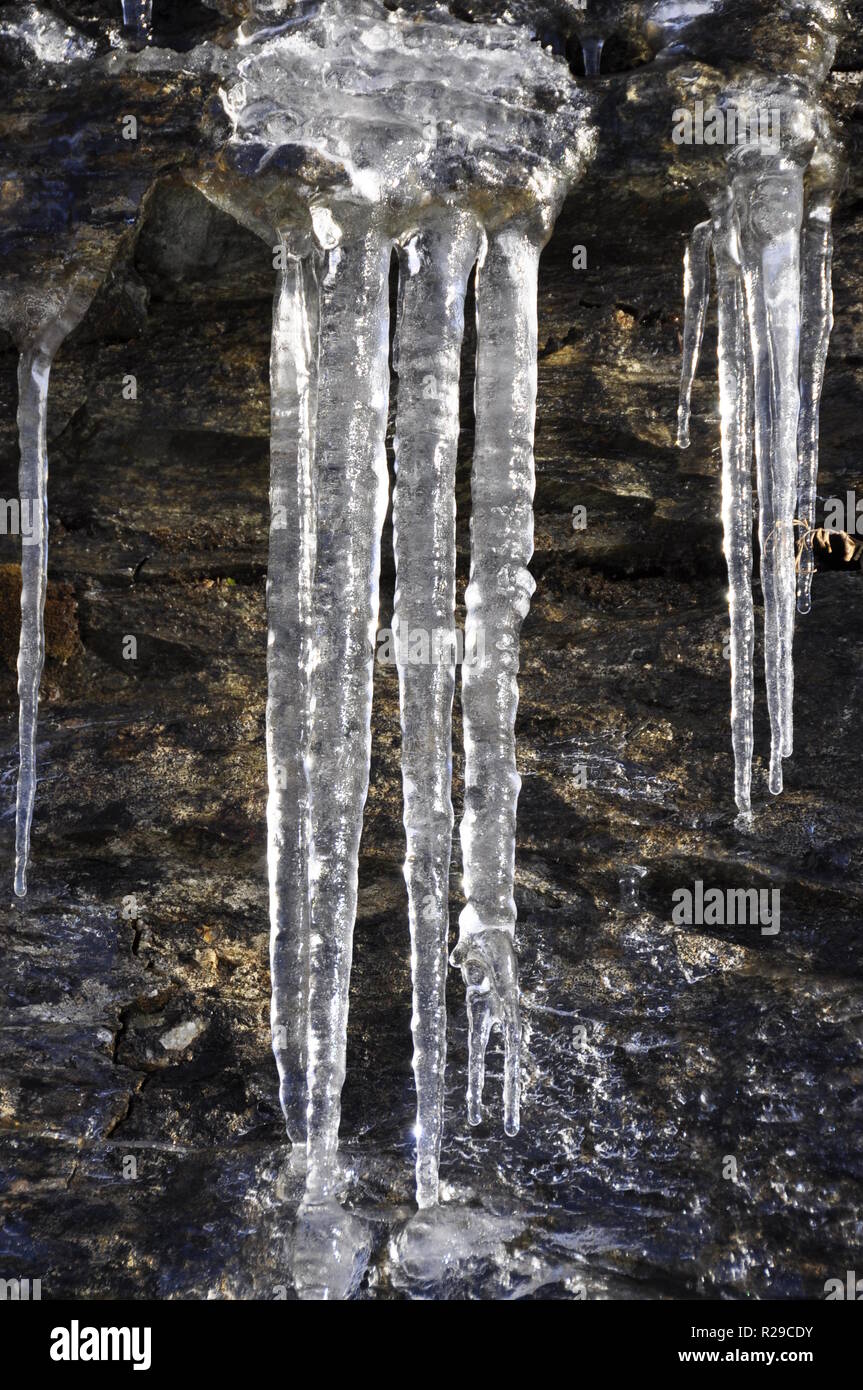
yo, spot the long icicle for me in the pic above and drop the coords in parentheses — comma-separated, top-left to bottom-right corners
(14, 346, 53, 898)
(291, 220, 391, 1300)
(451, 222, 541, 1137)
(303, 221, 392, 1204)
(677, 219, 713, 449)
(737, 169, 803, 795)
(796, 194, 834, 616)
(267, 238, 320, 1148)
(13, 286, 101, 896)
(392, 208, 479, 1208)
(713, 204, 755, 823)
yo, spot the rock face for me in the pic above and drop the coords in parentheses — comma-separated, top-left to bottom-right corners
(1, 0, 862, 1300)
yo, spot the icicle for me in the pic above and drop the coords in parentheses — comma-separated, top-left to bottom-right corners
(392, 209, 480, 1208)
(737, 168, 803, 795)
(267, 237, 321, 1148)
(450, 221, 542, 1138)
(796, 195, 834, 616)
(12, 284, 100, 896)
(212, 0, 595, 1258)
(677, 155, 828, 815)
(712, 201, 755, 824)
(14, 347, 52, 898)
(303, 218, 392, 1203)
(282, 215, 391, 1300)
(676, 219, 712, 448)
(581, 36, 605, 76)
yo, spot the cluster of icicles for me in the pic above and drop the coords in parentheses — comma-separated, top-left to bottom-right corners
(12, 0, 596, 1297)
(676, 117, 841, 825)
(267, 211, 549, 1295)
(211, 0, 593, 1295)
(7, 0, 844, 1299)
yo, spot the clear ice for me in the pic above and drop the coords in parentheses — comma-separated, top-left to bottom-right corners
(14, 346, 52, 899)
(6, 0, 594, 1295)
(12, 0, 851, 1304)
(676, 87, 843, 822)
(13, 292, 96, 896)
(208, 0, 594, 1278)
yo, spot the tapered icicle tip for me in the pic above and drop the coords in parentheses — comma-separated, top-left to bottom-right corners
(15, 347, 53, 905)
(677, 220, 712, 452)
(503, 1020, 520, 1136)
(466, 1007, 491, 1127)
(503, 1096, 520, 1138)
(797, 552, 815, 615)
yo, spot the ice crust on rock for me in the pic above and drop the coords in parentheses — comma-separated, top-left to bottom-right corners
(217, 0, 593, 225)
(0, 3, 98, 64)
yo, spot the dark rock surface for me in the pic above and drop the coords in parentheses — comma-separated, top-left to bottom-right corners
(0, 1, 862, 1299)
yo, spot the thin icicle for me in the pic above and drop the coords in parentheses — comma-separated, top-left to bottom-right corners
(796, 196, 834, 616)
(14, 347, 52, 898)
(288, 218, 392, 1300)
(713, 203, 755, 824)
(677, 155, 833, 815)
(737, 168, 803, 794)
(267, 239, 321, 1147)
(451, 221, 542, 1138)
(12, 286, 100, 896)
(677, 219, 712, 448)
(392, 209, 480, 1207)
(303, 220, 392, 1204)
